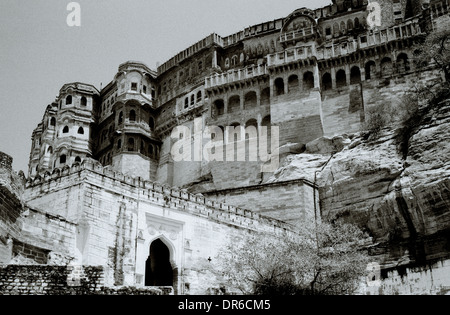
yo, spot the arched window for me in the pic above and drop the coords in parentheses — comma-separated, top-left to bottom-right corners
(50, 117, 56, 127)
(347, 19, 354, 30)
(333, 22, 340, 37)
(336, 69, 347, 87)
(350, 66, 362, 84)
(274, 78, 285, 96)
(288, 75, 299, 92)
(244, 91, 257, 109)
(66, 95, 72, 105)
(397, 53, 410, 73)
(63, 126, 69, 134)
(260, 87, 270, 106)
(381, 57, 393, 77)
(117, 139, 122, 150)
(303, 72, 315, 90)
(129, 110, 136, 122)
(78, 127, 84, 134)
(118, 111, 123, 124)
(128, 138, 135, 151)
(213, 99, 225, 117)
(140, 141, 145, 154)
(47, 146, 53, 154)
(322, 73, 332, 90)
(191, 94, 195, 106)
(80, 97, 87, 106)
(149, 117, 155, 131)
(60, 154, 67, 164)
(340, 21, 346, 34)
(228, 95, 240, 113)
(365, 61, 376, 80)
(184, 98, 189, 109)
(75, 156, 81, 163)
(354, 18, 360, 29)
(197, 91, 202, 103)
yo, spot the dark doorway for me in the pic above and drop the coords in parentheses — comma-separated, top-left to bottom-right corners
(145, 239, 173, 287)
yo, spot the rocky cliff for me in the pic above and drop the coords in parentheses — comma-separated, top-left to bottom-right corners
(270, 98, 450, 272)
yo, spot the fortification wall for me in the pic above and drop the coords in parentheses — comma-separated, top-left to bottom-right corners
(0, 265, 170, 295)
(203, 179, 318, 228)
(21, 159, 296, 293)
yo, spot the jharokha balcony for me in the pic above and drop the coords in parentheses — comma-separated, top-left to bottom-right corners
(205, 64, 268, 89)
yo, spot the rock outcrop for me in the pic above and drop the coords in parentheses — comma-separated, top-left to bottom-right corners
(270, 99, 450, 271)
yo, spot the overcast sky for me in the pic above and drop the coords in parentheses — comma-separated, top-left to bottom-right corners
(0, 0, 331, 173)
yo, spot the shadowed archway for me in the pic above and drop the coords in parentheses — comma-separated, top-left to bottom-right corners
(145, 238, 173, 287)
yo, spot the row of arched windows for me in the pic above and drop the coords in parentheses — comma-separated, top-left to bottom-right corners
(212, 87, 271, 118)
(59, 95, 87, 109)
(61, 126, 85, 135)
(116, 137, 157, 158)
(324, 16, 364, 37)
(274, 71, 315, 96)
(320, 53, 411, 90)
(117, 110, 155, 131)
(184, 91, 203, 109)
(58, 154, 82, 165)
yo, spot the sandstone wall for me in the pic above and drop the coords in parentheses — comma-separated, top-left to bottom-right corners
(203, 180, 318, 228)
(21, 160, 294, 294)
(318, 98, 450, 269)
(0, 265, 168, 295)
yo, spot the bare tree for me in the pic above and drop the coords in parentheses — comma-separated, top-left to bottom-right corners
(217, 220, 372, 295)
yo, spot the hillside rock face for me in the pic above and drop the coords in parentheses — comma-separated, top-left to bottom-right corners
(271, 100, 450, 271)
(318, 101, 450, 269)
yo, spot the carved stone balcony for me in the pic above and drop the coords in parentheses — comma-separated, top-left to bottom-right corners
(205, 64, 268, 89)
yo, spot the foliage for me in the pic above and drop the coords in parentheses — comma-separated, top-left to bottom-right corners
(217, 220, 372, 295)
(415, 28, 450, 84)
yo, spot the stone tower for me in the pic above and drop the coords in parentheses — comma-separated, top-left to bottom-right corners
(28, 83, 99, 176)
(95, 61, 159, 181)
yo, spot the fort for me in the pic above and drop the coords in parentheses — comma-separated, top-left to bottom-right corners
(1, 0, 450, 295)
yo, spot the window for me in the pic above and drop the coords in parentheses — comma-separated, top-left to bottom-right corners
(60, 155, 67, 164)
(336, 69, 347, 87)
(322, 73, 332, 90)
(325, 27, 332, 36)
(66, 95, 72, 105)
(78, 127, 84, 134)
(140, 141, 145, 154)
(143, 85, 147, 94)
(129, 110, 136, 122)
(190, 95, 195, 106)
(128, 138, 135, 151)
(75, 156, 81, 163)
(63, 126, 69, 134)
(131, 83, 138, 91)
(149, 117, 155, 131)
(185, 98, 189, 109)
(350, 66, 362, 84)
(213, 100, 225, 117)
(274, 78, 285, 96)
(197, 91, 202, 103)
(50, 117, 56, 127)
(81, 96, 87, 106)
(118, 111, 123, 124)
(117, 139, 122, 149)
(47, 146, 53, 154)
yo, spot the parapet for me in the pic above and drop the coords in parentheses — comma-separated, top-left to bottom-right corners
(25, 159, 295, 235)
